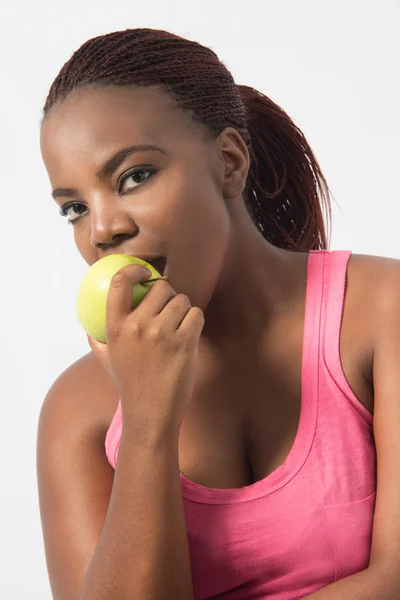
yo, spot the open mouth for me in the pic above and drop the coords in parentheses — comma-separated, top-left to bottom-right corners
(148, 256, 167, 276)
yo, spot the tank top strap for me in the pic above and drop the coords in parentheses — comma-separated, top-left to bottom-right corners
(305, 249, 352, 397)
(320, 249, 352, 365)
(318, 250, 372, 423)
(320, 250, 352, 346)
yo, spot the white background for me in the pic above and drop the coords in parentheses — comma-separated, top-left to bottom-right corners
(1, 0, 399, 597)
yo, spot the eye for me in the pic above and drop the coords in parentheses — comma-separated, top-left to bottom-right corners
(118, 167, 156, 193)
(59, 202, 88, 225)
(58, 168, 156, 225)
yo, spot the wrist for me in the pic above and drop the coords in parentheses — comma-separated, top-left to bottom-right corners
(120, 411, 181, 450)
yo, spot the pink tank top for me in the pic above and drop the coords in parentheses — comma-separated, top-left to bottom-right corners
(105, 250, 377, 599)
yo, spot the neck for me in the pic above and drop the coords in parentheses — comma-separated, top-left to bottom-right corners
(200, 201, 309, 357)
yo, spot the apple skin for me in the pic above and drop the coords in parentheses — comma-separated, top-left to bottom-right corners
(76, 254, 163, 343)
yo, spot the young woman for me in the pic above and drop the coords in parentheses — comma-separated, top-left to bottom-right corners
(36, 28, 400, 600)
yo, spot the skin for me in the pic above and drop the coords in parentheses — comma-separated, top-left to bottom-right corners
(41, 84, 307, 350)
(40, 84, 375, 484)
(38, 83, 400, 597)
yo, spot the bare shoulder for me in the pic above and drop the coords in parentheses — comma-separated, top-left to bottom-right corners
(36, 351, 119, 599)
(39, 350, 119, 440)
(345, 252, 400, 351)
(348, 252, 400, 277)
(348, 252, 400, 309)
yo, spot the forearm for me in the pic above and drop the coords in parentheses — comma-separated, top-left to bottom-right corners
(304, 564, 398, 599)
(79, 425, 193, 600)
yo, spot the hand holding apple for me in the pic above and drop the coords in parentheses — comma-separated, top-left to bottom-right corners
(82, 255, 204, 435)
(76, 254, 165, 343)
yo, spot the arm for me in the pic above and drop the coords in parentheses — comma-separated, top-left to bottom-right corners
(303, 565, 397, 598)
(37, 353, 193, 600)
(80, 423, 193, 600)
(304, 258, 400, 599)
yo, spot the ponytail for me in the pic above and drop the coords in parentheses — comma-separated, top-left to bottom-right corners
(239, 85, 331, 250)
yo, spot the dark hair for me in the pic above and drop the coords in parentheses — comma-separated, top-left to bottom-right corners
(43, 28, 331, 250)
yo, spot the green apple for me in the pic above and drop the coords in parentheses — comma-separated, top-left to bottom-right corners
(76, 254, 164, 343)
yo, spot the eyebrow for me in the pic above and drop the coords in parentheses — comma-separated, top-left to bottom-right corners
(51, 144, 168, 200)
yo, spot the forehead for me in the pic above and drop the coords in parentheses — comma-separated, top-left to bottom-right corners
(40, 85, 206, 168)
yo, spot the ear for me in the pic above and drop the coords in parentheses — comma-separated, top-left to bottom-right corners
(218, 127, 250, 200)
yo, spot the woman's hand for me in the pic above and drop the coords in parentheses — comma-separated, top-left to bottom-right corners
(88, 264, 204, 437)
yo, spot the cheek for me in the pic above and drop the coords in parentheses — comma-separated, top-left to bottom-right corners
(166, 184, 231, 310)
(165, 167, 227, 249)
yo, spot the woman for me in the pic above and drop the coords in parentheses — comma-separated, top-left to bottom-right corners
(36, 28, 400, 600)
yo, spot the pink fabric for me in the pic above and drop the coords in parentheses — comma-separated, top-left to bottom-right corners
(105, 250, 376, 599)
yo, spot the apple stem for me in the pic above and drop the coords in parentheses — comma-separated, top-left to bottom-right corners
(145, 275, 169, 283)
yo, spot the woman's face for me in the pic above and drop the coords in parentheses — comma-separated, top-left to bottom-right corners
(40, 85, 243, 311)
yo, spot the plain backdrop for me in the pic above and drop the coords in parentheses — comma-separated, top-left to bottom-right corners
(1, 0, 399, 597)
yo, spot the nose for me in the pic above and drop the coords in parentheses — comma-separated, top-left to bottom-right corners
(89, 204, 138, 250)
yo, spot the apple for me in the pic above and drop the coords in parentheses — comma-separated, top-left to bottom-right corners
(76, 254, 164, 343)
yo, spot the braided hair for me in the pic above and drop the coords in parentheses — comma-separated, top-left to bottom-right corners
(43, 28, 331, 250)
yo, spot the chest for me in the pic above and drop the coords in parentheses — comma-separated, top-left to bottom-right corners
(178, 362, 300, 489)
(178, 304, 374, 490)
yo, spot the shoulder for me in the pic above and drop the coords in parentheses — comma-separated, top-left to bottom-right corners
(38, 350, 120, 444)
(347, 252, 400, 311)
(345, 252, 400, 353)
(348, 251, 400, 279)
(37, 352, 119, 598)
